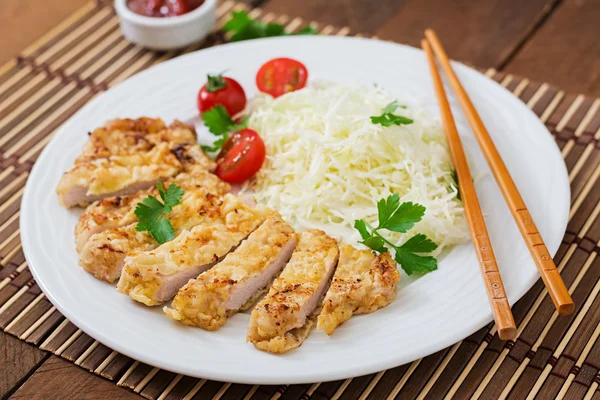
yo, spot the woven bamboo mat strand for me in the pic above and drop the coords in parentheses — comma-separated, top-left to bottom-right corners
(2, 1, 600, 399)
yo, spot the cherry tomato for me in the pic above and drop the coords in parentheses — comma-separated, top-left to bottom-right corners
(197, 75, 247, 117)
(256, 58, 308, 98)
(215, 129, 266, 183)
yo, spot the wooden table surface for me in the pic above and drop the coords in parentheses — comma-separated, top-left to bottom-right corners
(1, 0, 599, 398)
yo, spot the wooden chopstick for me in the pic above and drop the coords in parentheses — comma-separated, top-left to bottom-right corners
(424, 29, 574, 316)
(422, 39, 517, 340)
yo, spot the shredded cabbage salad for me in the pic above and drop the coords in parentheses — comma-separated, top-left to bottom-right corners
(242, 83, 469, 255)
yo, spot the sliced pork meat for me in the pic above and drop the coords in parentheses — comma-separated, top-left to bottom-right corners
(317, 245, 400, 335)
(79, 225, 156, 282)
(75, 168, 229, 252)
(78, 188, 229, 282)
(247, 229, 339, 353)
(164, 216, 297, 330)
(57, 143, 215, 208)
(117, 196, 273, 306)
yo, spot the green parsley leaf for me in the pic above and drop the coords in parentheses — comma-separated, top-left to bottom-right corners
(159, 181, 184, 211)
(201, 105, 234, 136)
(371, 101, 412, 127)
(398, 233, 438, 253)
(298, 26, 318, 35)
(206, 74, 228, 92)
(353, 194, 438, 275)
(222, 10, 252, 32)
(370, 113, 414, 127)
(361, 237, 388, 254)
(223, 10, 317, 41)
(377, 193, 400, 228)
(354, 219, 371, 240)
(135, 182, 184, 244)
(264, 23, 286, 37)
(382, 202, 426, 233)
(200, 107, 250, 155)
(393, 249, 438, 275)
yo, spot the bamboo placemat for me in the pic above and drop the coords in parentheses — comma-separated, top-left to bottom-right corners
(2, 1, 600, 399)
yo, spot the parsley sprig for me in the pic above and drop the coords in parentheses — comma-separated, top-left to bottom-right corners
(371, 101, 413, 127)
(354, 194, 438, 275)
(200, 105, 248, 154)
(135, 182, 184, 244)
(223, 11, 317, 42)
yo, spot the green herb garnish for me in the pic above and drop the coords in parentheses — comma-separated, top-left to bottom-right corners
(135, 182, 184, 244)
(223, 10, 317, 42)
(371, 101, 413, 127)
(200, 105, 249, 154)
(354, 194, 438, 275)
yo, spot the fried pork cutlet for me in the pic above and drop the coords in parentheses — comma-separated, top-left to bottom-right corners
(317, 245, 400, 335)
(57, 143, 214, 208)
(247, 229, 339, 353)
(75, 168, 230, 252)
(164, 216, 297, 330)
(117, 196, 274, 306)
(76, 118, 196, 163)
(78, 185, 230, 283)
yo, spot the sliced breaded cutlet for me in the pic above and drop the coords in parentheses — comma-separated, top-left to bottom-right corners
(78, 185, 230, 283)
(118, 196, 274, 306)
(75, 168, 230, 252)
(164, 216, 297, 330)
(57, 142, 214, 208)
(247, 229, 339, 353)
(317, 245, 400, 335)
(76, 118, 196, 163)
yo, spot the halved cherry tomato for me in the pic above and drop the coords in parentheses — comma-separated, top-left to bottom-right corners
(215, 129, 266, 183)
(197, 75, 247, 116)
(256, 58, 308, 98)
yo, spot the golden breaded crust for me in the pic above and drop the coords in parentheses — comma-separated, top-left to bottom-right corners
(79, 187, 227, 283)
(76, 118, 196, 163)
(251, 319, 315, 354)
(57, 142, 214, 208)
(75, 189, 151, 253)
(79, 223, 155, 282)
(317, 245, 400, 335)
(164, 217, 296, 330)
(247, 229, 339, 353)
(75, 169, 230, 252)
(118, 195, 272, 306)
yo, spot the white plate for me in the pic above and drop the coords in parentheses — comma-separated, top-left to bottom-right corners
(20, 36, 569, 384)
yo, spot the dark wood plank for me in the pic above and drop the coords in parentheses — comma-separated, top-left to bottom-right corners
(0, 331, 48, 399)
(504, 0, 600, 96)
(374, 0, 558, 68)
(9, 356, 142, 400)
(260, 0, 406, 33)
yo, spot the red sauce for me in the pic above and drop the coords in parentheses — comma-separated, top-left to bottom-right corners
(127, 0, 205, 18)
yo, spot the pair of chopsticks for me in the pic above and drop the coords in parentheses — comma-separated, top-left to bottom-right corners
(422, 30, 574, 340)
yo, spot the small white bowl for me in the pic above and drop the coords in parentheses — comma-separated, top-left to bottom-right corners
(114, 0, 217, 50)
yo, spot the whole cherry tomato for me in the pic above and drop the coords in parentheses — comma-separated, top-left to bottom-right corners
(197, 75, 247, 117)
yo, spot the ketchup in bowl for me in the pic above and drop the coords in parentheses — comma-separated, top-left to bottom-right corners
(127, 0, 205, 17)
